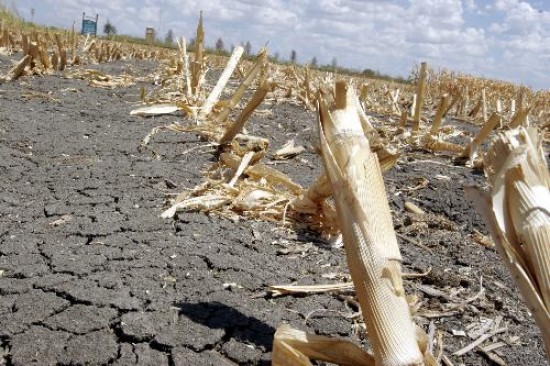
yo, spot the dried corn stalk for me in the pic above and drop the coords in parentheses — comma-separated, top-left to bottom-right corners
(191, 11, 205, 97)
(429, 95, 448, 135)
(273, 81, 425, 366)
(218, 77, 272, 145)
(197, 45, 244, 121)
(466, 127, 550, 358)
(458, 112, 501, 161)
(3, 54, 31, 80)
(214, 49, 268, 125)
(413, 62, 427, 132)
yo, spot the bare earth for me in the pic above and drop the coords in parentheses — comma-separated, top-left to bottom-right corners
(0, 57, 548, 365)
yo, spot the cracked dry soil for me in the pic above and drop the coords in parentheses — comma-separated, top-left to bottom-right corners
(0, 58, 548, 366)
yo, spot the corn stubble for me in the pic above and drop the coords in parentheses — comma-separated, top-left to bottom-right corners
(273, 81, 431, 366)
(467, 127, 550, 358)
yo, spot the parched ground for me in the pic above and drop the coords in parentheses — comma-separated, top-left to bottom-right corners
(0, 57, 548, 366)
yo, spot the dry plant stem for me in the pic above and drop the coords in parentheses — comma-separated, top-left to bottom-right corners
(220, 153, 302, 193)
(443, 92, 460, 117)
(70, 22, 76, 61)
(459, 112, 500, 158)
(191, 12, 204, 97)
(397, 110, 408, 129)
(214, 50, 267, 125)
(319, 82, 423, 366)
(177, 37, 192, 97)
(429, 95, 448, 135)
(353, 88, 375, 133)
(468, 127, 550, 357)
(6, 54, 31, 80)
(508, 107, 532, 129)
(54, 33, 67, 70)
(468, 95, 482, 119)
(273, 325, 375, 366)
(269, 283, 354, 296)
(228, 151, 254, 187)
(481, 88, 488, 122)
(291, 173, 332, 213)
(198, 45, 244, 121)
(219, 77, 271, 145)
(413, 62, 427, 132)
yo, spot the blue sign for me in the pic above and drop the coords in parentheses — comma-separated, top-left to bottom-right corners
(81, 13, 98, 35)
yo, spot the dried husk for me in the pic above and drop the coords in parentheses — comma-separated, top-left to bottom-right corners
(466, 127, 550, 357)
(130, 104, 180, 116)
(273, 325, 375, 366)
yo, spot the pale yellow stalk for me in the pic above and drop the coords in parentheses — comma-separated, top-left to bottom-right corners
(197, 45, 244, 121)
(218, 77, 272, 145)
(429, 95, 449, 135)
(467, 127, 550, 358)
(318, 81, 423, 366)
(413, 62, 427, 132)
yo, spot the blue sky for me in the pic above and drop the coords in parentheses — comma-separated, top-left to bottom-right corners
(8, 0, 550, 89)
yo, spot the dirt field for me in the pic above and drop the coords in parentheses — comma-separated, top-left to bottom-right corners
(0, 57, 548, 365)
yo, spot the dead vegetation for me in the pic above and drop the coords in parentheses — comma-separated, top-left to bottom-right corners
(1, 13, 549, 366)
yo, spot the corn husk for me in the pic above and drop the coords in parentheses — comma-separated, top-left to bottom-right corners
(466, 127, 550, 357)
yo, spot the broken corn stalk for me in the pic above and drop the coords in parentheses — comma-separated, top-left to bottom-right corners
(214, 49, 268, 125)
(191, 11, 205, 97)
(219, 77, 272, 145)
(467, 127, 550, 358)
(273, 81, 424, 366)
(197, 45, 244, 121)
(459, 112, 501, 159)
(413, 62, 427, 132)
(319, 81, 424, 365)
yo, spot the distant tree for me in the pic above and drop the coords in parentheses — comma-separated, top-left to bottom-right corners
(331, 57, 338, 69)
(290, 49, 297, 64)
(244, 41, 252, 56)
(273, 52, 280, 62)
(362, 68, 377, 77)
(310, 56, 318, 68)
(215, 37, 225, 53)
(103, 19, 117, 36)
(164, 29, 174, 45)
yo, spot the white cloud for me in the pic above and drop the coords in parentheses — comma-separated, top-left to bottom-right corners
(11, 0, 550, 89)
